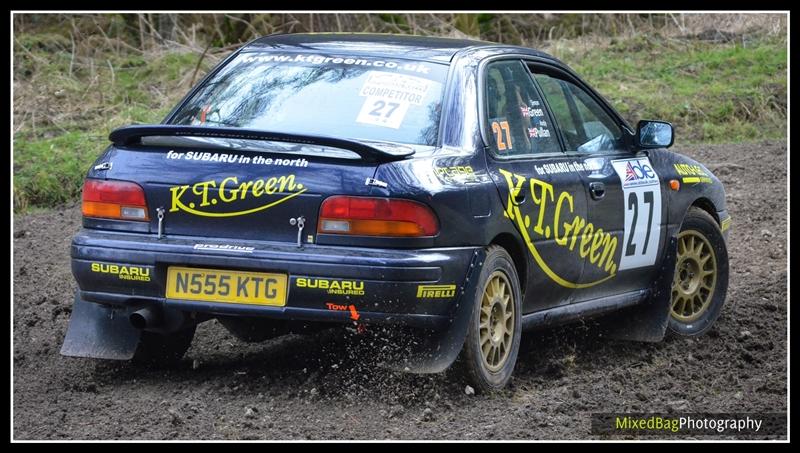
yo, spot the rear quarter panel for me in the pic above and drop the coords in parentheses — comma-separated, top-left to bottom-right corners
(369, 146, 519, 249)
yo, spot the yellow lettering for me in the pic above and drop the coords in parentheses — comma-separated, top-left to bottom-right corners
(238, 181, 255, 199)
(497, 167, 620, 288)
(530, 178, 554, 235)
(264, 177, 277, 195)
(169, 185, 190, 212)
(568, 217, 585, 251)
(579, 223, 594, 258)
(498, 168, 526, 220)
(251, 179, 265, 197)
(554, 191, 573, 246)
(192, 180, 216, 207)
(590, 227, 604, 263)
(600, 235, 618, 274)
(276, 175, 297, 193)
(218, 176, 239, 202)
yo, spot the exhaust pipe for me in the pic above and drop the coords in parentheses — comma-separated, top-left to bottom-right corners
(130, 306, 161, 330)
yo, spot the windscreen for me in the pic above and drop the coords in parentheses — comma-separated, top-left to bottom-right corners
(169, 52, 449, 146)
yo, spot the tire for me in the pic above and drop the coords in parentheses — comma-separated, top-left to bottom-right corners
(667, 207, 729, 337)
(131, 325, 196, 366)
(456, 245, 522, 393)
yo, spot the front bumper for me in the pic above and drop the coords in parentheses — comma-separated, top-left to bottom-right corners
(71, 229, 481, 330)
(719, 210, 732, 242)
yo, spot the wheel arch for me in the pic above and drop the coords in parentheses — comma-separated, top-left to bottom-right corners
(689, 197, 721, 226)
(489, 232, 527, 294)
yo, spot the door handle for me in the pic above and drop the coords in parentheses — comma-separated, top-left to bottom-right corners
(589, 182, 605, 200)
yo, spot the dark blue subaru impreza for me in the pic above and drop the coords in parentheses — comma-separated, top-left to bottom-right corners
(62, 33, 731, 392)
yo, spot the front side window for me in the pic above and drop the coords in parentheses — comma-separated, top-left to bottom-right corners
(169, 53, 448, 146)
(483, 60, 561, 157)
(532, 71, 624, 154)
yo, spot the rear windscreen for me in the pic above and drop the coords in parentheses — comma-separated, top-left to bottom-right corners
(169, 52, 449, 146)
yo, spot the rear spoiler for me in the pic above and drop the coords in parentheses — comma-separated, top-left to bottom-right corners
(108, 125, 415, 163)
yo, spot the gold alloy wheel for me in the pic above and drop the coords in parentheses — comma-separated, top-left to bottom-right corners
(479, 271, 515, 372)
(671, 229, 717, 322)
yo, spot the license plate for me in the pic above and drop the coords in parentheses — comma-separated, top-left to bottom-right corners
(166, 266, 287, 306)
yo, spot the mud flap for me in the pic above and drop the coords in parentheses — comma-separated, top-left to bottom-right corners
(602, 235, 678, 342)
(382, 248, 486, 374)
(60, 292, 142, 360)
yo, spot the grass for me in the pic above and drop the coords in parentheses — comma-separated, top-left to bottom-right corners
(546, 34, 787, 143)
(13, 31, 219, 211)
(13, 31, 787, 211)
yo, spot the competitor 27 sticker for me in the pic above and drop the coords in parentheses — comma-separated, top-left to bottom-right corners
(611, 158, 662, 271)
(355, 71, 434, 129)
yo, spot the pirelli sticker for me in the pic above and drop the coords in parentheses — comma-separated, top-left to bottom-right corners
(417, 284, 456, 299)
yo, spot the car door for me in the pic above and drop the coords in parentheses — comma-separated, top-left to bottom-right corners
(529, 64, 666, 302)
(481, 59, 590, 314)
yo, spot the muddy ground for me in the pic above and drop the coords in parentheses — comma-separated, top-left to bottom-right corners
(13, 141, 787, 440)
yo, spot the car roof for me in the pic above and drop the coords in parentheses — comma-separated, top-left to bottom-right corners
(244, 33, 556, 64)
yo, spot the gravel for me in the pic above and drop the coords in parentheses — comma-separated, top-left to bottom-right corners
(13, 141, 787, 440)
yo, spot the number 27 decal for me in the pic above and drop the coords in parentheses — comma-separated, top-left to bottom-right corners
(611, 158, 662, 271)
(491, 120, 513, 151)
(369, 100, 401, 118)
(625, 191, 655, 257)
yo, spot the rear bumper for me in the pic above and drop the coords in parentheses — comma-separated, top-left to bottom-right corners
(71, 229, 481, 330)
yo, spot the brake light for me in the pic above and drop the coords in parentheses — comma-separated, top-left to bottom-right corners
(318, 196, 439, 237)
(82, 179, 149, 221)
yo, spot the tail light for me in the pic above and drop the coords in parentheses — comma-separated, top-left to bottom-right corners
(82, 179, 149, 221)
(318, 196, 439, 237)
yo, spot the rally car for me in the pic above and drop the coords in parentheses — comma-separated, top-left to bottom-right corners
(62, 33, 730, 392)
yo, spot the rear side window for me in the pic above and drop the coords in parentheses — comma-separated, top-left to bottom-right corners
(532, 72, 624, 154)
(169, 53, 448, 146)
(483, 60, 561, 157)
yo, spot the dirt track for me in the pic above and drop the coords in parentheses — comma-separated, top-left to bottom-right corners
(13, 141, 787, 440)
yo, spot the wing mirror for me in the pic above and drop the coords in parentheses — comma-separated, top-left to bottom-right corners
(635, 120, 674, 149)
